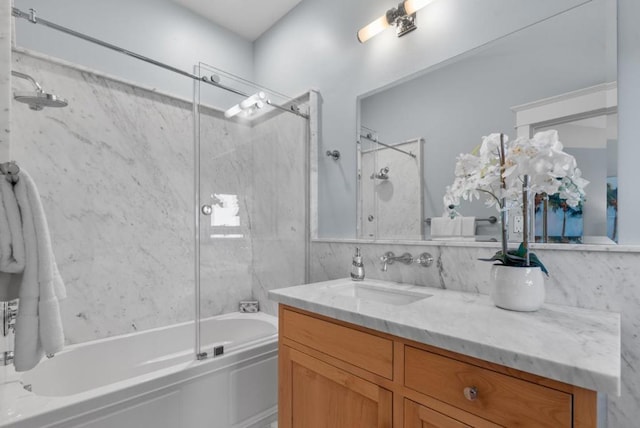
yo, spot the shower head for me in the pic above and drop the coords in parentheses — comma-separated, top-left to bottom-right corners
(371, 166, 390, 180)
(14, 91, 68, 111)
(11, 70, 68, 111)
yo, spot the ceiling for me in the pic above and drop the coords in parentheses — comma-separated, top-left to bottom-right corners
(172, 0, 302, 41)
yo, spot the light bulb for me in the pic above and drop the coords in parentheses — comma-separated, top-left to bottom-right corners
(239, 91, 266, 109)
(357, 15, 391, 43)
(224, 103, 243, 119)
(403, 0, 434, 15)
(225, 92, 267, 118)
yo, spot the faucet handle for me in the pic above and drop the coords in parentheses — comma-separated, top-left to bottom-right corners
(380, 251, 395, 271)
(416, 252, 434, 268)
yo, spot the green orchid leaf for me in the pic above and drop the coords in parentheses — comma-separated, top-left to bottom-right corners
(478, 244, 549, 276)
(528, 252, 549, 276)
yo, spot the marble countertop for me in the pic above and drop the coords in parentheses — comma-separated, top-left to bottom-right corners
(269, 278, 621, 396)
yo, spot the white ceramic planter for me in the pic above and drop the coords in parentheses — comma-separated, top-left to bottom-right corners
(490, 265, 545, 312)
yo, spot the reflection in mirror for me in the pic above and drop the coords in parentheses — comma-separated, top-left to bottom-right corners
(535, 113, 617, 244)
(358, 127, 425, 239)
(513, 82, 618, 244)
(357, 0, 616, 243)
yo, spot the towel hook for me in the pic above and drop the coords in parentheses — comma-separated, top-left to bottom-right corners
(0, 161, 20, 183)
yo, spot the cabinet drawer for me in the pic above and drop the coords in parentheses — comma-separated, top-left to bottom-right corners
(404, 346, 572, 427)
(282, 309, 393, 379)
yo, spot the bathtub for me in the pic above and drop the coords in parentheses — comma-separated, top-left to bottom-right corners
(0, 312, 278, 428)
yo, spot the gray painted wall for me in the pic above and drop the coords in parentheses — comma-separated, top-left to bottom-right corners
(618, 0, 640, 244)
(253, 0, 603, 238)
(12, 0, 254, 102)
(10, 0, 635, 242)
(360, 0, 612, 239)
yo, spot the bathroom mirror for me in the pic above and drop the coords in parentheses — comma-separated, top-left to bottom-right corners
(357, 0, 617, 243)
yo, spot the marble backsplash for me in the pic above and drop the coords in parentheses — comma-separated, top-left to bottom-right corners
(310, 239, 639, 426)
(7, 49, 308, 346)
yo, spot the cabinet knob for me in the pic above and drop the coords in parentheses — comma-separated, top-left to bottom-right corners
(463, 386, 478, 401)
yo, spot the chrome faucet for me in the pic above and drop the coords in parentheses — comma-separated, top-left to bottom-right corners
(2, 300, 18, 337)
(380, 251, 434, 271)
(380, 251, 413, 271)
(2, 300, 18, 366)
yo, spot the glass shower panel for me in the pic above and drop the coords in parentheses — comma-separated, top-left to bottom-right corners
(194, 62, 309, 359)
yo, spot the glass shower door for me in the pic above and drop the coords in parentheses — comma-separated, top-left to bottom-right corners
(193, 62, 309, 359)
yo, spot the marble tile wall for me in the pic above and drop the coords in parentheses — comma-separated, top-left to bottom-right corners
(8, 49, 309, 346)
(0, 1, 10, 159)
(197, 99, 310, 318)
(198, 108, 255, 319)
(10, 50, 196, 344)
(310, 239, 639, 426)
(250, 104, 309, 315)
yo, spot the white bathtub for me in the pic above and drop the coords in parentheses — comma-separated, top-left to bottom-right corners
(0, 312, 278, 428)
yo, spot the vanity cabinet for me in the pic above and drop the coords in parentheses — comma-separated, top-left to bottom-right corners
(404, 399, 500, 428)
(279, 305, 597, 428)
(281, 346, 392, 427)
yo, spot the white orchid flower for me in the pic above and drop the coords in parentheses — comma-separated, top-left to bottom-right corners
(445, 130, 588, 213)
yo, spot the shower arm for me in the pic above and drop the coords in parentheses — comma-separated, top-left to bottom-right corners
(11, 70, 43, 92)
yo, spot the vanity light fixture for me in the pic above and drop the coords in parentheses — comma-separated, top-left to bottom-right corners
(357, 0, 434, 43)
(224, 91, 267, 118)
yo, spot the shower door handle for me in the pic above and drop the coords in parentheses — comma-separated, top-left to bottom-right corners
(201, 205, 213, 216)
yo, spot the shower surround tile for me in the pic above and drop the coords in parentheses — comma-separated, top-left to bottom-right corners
(250, 107, 309, 315)
(9, 49, 309, 345)
(11, 51, 196, 343)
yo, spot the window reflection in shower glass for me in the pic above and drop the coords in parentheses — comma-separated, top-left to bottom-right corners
(210, 193, 243, 238)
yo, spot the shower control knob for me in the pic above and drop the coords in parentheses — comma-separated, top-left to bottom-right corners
(368, 215, 375, 222)
(201, 205, 213, 216)
(416, 253, 434, 267)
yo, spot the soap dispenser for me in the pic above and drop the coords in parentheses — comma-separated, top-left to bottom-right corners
(350, 247, 365, 281)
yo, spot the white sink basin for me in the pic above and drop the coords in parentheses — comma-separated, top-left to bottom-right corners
(326, 281, 431, 306)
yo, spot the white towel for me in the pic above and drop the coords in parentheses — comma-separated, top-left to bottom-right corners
(0, 178, 25, 273)
(431, 216, 476, 239)
(431, 217, 461, 237)
(12, 169, 66, 372)
(460, 216, 476, 237)
(0, 178, 26, 301)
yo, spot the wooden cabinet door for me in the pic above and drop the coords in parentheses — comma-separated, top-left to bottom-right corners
(280, 345, 392, 428)
(404, 399, 502, 428)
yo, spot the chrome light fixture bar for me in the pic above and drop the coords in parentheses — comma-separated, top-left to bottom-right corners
(357, 0, 434, 43)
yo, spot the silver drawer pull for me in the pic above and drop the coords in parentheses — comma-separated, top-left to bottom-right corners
(463, 386, 478, 401)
